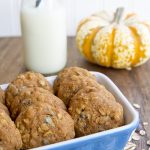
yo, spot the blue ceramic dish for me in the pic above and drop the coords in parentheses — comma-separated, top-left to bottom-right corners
(1, 72, 139, 150)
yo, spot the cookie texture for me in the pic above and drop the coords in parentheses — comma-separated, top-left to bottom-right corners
(54, 67, 97, 106)
(54, 67, 95, 93)
(0, 103, 10, 116)
(9, 87, 66, 120)
(0, 67, 125, 150)
(15, 102, 75, 149)
(0, 87, 5, 104)
(68, 86, 124, 137)
(5, 72, 53, 108)
(0, 110, 22, 150)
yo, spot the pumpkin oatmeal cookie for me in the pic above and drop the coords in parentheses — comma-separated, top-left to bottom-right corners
(0, 87, 5, 104)
(56, 76, 103, 107)
(54, 67, 96, 94)
(5, 71, 53, 108)
(54, 67, 100, 107)
(68, 86, 124, 137)
(15, 102, 75, 149)
(0, 103, 10, 116)
(9, 87, 66, 120)
(0, 110, 22, 150)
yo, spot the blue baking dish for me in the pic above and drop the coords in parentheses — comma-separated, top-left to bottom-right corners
(0, 72, 139, 150)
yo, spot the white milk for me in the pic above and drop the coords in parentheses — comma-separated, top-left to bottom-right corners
(21, 0, 67, 74)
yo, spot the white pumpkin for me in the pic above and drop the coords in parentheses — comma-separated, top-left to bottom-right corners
(76, 8, 150, 70)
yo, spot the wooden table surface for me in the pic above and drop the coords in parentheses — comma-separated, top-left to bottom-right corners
(0, 37, 150, 150)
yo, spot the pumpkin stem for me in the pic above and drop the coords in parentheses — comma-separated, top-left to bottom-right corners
(113, 7, 125, 24)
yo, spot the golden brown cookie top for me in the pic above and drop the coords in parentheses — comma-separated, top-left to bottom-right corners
(5, 71, 53, 108)
(0, 110, 22, 150)
(0, 87, 5, 104)
(54, 67, 96, 94)
(56, 75, 103, 107)
(9, 87, 66, 120)
(15, 102, 75, 149)
(12, 71, 53, 92)
(68, 86, 124, 137)
(56, 67, 95, 80)
(71, 85, 116, 103)
(0, 103, 10, 116)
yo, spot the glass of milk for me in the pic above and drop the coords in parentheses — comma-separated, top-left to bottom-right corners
(21, 0, 67, 74)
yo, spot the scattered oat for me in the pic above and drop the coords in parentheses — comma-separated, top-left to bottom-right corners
(133, 103, 141, 109)
(147, 140, 150, 145)
(139, 130, 146, 136)
(124, 142, 136, 150)
(143, 122, 148, 126)
(132, 132, 140, 141)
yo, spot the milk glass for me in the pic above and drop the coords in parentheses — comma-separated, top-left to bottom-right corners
(21, 0, 67, 74)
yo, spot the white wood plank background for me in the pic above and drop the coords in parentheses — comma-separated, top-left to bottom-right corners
(0, 0, 150, 37)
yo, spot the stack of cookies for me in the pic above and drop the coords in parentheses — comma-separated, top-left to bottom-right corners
(0, 67, 124, 149)
(5, 72, 75, 149)
(54, 67, 124, 137)
(0, 87, 22, 150)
